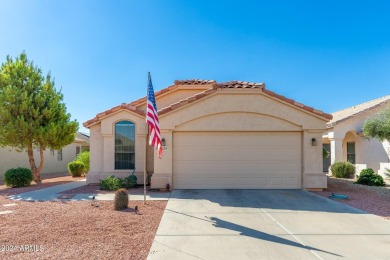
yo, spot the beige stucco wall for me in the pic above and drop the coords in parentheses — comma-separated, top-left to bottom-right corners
(87, 87, 329, 189)
(325, 106, 390, 174)
(0, 142, 82, 178)
(136, 87, 213, 112)
(86, 110, 149, 184)
(159, 90, 327, 131)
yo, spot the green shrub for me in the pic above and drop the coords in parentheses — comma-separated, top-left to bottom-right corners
(330, 161, 355, 178)
(76, 151, 90, 173)
(67, 161, 85, 177)
(100, 176, 122, 191)
(114, 188, 129, 211)
(356, 168, 386, 186)
(3, 167, 33, 188)
(119, 175, 137, 189)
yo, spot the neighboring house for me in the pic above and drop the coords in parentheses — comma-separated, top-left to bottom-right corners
(84, 79, 332, 190)
(323, 95, 390, 177)
(0, 132, 90, 177)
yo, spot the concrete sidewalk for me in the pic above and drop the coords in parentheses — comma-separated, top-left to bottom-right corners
(8, 180, 171, 202)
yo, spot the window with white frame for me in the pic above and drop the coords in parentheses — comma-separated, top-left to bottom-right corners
(114, 121, 135, 169)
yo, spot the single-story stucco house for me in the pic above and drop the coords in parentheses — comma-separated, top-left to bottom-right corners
(0, 132, 90, 177)
(323, 95, 390, 177)
(84, 79, 332, 190)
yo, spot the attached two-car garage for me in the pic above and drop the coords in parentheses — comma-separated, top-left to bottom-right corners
(173, 131, 302, 189)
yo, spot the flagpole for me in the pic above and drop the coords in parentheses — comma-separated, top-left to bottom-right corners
(144, 72, 150, 204)
(144, 125, 147, 204)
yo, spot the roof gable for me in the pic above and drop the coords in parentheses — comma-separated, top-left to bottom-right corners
(159, 81, 332, 120)
(83, 79, 332, 128)
(129, 79, 216, 107)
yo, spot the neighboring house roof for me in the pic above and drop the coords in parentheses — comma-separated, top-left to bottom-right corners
(83, 79, 332, 128)
(327, 95, 390, 127)
(75, 132, 90, 144)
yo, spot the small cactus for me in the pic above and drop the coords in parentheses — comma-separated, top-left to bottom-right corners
(114, 188, 129, 211)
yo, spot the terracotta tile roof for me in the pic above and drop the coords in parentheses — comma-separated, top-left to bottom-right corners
(84, 79, 333, 128)
(174, 79, 217, 85)
(159, 88, 218, 115)
(216, 81, 265, 89)
(129, 79, 216, 107)
(159, 81, 332, 120)
(83, 103, 145, 127)
(327, 95, 390, 127)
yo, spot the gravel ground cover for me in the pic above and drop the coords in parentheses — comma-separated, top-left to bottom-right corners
(0, 175, 167, 259)
(1, 173, 390, 259)
(311, 177, 390, 220)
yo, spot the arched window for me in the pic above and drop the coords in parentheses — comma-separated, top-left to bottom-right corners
(115, 121, 135, 169)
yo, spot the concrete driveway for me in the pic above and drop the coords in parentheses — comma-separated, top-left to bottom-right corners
(148, 190, 390, 259)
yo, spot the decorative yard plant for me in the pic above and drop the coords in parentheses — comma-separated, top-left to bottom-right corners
(100, 172, 137, 190)
(356, 168, 386, 186)
(330, 161, 355, 178)
(100, 176, 122, 191)
(114, 188, 129, 211)
(3, 167, 33, 188)
(76, 151, 90, 173)
(120, 175, 137, 189)
(67, 161, 86, 177)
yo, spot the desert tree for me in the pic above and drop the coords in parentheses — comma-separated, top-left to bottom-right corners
(0, 52, 78, 183)
(363, 107, 390, 142)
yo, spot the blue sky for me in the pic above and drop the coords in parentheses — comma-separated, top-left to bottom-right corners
(1, 1, 390, 133)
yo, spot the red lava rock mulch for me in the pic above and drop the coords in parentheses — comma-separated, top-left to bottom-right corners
(0, 175, 167, 259)
(311, 177, 390, 220)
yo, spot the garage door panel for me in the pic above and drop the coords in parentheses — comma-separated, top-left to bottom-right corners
(173, 132, 301, 189)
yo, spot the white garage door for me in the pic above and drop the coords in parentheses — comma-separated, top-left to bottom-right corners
(173, 132, 302, 189)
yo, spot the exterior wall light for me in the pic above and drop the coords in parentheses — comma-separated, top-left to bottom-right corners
(161, 138, 168, 151)
(311, 138, 317, 146)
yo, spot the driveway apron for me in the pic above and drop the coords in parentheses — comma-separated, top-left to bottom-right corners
(148, 189, 390, 259)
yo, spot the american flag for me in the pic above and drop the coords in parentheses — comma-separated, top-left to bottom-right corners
(146, 73, 163, 158)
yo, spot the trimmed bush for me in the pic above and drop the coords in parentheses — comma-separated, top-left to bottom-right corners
(100, 176, 121, 191)
(67, 161, 85, 177)
(114, 188, 129, 211)
(119, 175, 137, 189)
(76, 151, 90, 173)
(3, 167, 33, 188)
(356, 168, 386, 186)
(330, 161, 355, 178)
